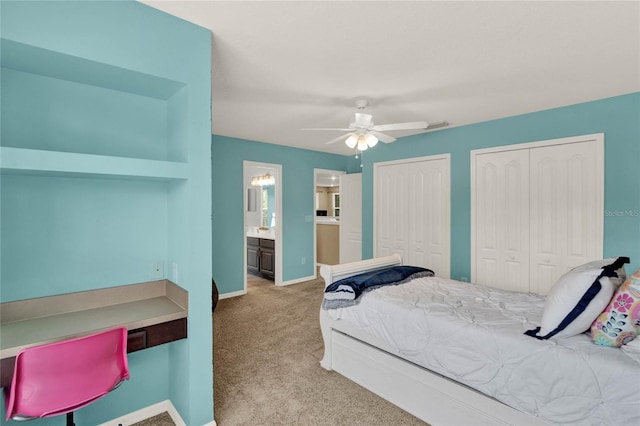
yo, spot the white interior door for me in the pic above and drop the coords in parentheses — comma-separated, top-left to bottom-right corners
(375, 163, 408, 260)
(407, 159, 451, 277)
(472, 134, 604, 294)
(375, 155, 451, 277)
(529, 141, 603, 294)
(340, 173, 362, 263)
(473, 150, 530, 292)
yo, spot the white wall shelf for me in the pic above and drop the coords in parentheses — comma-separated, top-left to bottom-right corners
(0, 147, 188, 181)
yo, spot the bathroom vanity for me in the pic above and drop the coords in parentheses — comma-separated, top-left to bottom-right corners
(247, 236, 275, 280)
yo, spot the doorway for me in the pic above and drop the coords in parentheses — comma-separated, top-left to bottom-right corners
(243, 161, 282, 292)
(314, 169, 345, 270)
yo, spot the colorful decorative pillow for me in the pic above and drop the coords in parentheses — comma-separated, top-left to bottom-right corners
(591, 268, 640, 347)
(525, 257, 629, 340)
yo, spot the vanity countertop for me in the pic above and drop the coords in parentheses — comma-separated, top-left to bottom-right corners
(247, 230, 275, 240)
(316, 217, 340, 225)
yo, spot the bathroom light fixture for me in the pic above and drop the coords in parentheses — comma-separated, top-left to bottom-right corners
(251, 173, 275, 186)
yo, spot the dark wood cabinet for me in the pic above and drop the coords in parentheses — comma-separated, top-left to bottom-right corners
(247, 237, 260, 275)
(247, 237, 275, 279)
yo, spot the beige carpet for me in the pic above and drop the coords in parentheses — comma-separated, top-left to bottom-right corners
(213, 275, 426, 425)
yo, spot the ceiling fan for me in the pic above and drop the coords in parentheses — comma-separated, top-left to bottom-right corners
(304, 99, 448, 151)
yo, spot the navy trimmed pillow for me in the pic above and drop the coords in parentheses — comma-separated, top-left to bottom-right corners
(525, 257, 629, 340)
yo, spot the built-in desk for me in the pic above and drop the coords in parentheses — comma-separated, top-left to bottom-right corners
(0, 279, 188, 388)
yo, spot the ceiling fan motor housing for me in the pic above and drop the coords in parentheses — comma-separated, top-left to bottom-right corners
(354, 99, 368, 110)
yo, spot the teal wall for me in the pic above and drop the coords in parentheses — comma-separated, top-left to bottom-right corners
(1, 175, 169, 301)
(357, 93, 640, 278)
(1, 1, 212, 425)
(212, 136, 348, 294)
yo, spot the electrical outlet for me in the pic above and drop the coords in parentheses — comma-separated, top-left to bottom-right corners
(152, 261, 164, 279)
(301, 257, 306, 265)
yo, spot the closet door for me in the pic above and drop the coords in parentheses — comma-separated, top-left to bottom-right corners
(407, 159, 450, 277)
(529, 141, 603, 294)
(474, 150, 530, 292)
(472, 134, 604, 294)
(375, 163, 408, 260)
(375, 155, 451, 277)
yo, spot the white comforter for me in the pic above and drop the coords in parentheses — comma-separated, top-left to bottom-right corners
(326, 276, 640, 425)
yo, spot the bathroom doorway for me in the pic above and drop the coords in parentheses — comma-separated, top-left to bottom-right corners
(243, 161, 282, 292)
(314, 169, 345, 271)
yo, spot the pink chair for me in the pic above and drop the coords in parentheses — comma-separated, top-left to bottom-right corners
(4, 327, 130, 425)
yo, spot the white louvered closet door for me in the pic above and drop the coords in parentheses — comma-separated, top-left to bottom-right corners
(375, 155, 451, 277)
(474, 150, 530, 292)
(529, 141, 603, 294)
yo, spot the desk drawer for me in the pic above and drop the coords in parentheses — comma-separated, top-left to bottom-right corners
(129, 318, 187, 351)
(127, 330, 147, 352)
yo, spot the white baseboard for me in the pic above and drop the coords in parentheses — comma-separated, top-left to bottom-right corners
(278, 274, 317, 286)
(219, 289, 246, 299)
(98, 400, 188, 426)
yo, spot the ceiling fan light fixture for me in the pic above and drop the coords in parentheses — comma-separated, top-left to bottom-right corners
(357, 137, 369, 151)
(345, 134, 358, 149)
(365, 133, 378, 148)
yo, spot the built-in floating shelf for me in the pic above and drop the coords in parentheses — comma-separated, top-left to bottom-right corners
(1, 38, 186, 100)
(0, 147, 189, 181)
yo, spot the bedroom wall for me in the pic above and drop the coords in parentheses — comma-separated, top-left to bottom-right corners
(211, 136, 349, 294)
(356, 92, 640, 280)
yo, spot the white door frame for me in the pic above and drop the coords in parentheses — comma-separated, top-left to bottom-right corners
(243, 161, 283, 291)
(314, 168, 346, 273)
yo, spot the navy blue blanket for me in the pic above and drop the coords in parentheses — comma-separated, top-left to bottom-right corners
(322, 265, 434, 310)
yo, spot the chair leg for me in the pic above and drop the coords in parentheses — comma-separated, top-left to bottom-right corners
(66, 412, 75, 426)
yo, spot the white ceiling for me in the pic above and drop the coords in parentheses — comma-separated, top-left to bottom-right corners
(141, 1, 639, 155)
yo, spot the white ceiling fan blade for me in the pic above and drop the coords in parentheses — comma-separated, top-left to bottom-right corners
(354, 113, 374, 127)
(370, 131, 396, 143)
(325, 132, 354, 145)
(302, 127, 352, 131)
(372, 121, 429, 131)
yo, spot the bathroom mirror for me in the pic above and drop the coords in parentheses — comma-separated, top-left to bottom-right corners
(262, 185, 275, 227)
(247, 188, 257, 212)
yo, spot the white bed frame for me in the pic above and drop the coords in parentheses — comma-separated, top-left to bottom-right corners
(319, 255, 547, 426)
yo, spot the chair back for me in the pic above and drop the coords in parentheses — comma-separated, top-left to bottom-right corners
(4, 327, 129, 421)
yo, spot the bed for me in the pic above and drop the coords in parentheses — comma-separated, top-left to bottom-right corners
(319, 254, 640, 425)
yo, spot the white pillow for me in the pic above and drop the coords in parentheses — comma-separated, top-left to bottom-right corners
(526, 257, 629, 340)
